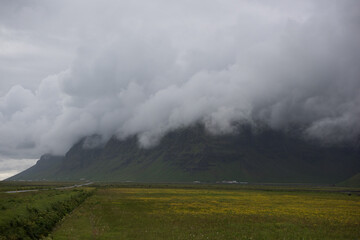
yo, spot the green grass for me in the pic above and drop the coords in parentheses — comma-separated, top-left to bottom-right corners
(0, 184, 93, 239)
(51, 185, 360, 240)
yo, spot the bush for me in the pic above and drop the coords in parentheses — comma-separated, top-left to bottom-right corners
(0, 190, 93, 240)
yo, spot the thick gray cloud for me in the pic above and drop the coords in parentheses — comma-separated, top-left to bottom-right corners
(0, 0, 359, 169)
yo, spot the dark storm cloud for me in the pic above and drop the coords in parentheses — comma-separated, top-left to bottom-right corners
(0, 0, 359, 162)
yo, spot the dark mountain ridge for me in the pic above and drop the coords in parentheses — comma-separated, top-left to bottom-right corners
(7, 124, 360, 184)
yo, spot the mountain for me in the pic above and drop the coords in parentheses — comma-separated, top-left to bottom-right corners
(337, 173, 360, 187)
(7, 125, 360, 184)
(8, 155, 64, 181)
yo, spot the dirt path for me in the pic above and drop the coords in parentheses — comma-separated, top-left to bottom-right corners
(5, 182, 94, 193)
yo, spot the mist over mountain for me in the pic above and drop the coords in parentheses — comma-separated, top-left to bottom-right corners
(0, 1, 360, 179)
(8, 124, 360, 183)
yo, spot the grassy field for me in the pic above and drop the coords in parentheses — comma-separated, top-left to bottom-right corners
(0, 183, 93, 240)
(51, 185, 360, 240)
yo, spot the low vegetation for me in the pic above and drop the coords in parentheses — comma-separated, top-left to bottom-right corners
(51, 185, 360, 240)
(0, 185, 93, 240)
(0, 182, 359, 239)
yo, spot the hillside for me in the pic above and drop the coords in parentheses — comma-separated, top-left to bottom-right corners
(7, 125, 360, 183)
(337, 172, 360, 187)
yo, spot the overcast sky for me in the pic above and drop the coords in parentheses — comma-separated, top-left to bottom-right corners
(1, 0, 359, 179)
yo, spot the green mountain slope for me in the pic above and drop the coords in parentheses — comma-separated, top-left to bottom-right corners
(337, 172, 360, 187)
(7, 125, 360, 183)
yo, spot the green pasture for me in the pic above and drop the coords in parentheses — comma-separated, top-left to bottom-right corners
(51, 185, 360, 240)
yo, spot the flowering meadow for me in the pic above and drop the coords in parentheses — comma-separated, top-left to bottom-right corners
(52, 185, 360, 239)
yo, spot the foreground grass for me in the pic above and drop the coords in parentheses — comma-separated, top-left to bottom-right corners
(52, 186, 360, 239)
(0, 187, 93, 239)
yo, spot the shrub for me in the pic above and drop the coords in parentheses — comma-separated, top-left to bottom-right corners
(0, 190, 93, 239)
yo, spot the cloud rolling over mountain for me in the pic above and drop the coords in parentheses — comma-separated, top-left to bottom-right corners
(0, 0, 359, 163)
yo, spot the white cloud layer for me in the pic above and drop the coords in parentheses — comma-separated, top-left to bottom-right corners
(0, 0, 359, 160)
